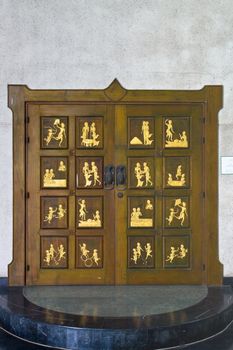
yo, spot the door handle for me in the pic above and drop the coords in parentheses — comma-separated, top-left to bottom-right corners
(104, 165, 115, 189)
(116, 165, 127, 190)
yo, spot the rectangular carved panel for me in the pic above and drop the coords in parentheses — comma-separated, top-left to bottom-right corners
(128, 157, 154, 189)
(41, 117, 68, 149)
(163, 235, 190, 268)
(76, 157, 103, 189)
(164, 156, 190, 189)
(76, 116, 103, 149)
(41, 236, 68, 269)
(41, 157, 68, 189)
(128, 117, 154, 149)
(76, 196, 103, 228)
(128, 196, 154, 228)
(163, 117, 190, 149)
(41, 196, 68, 229)
(128, 236, 155, 269)
(164, 196, 190, 229)
(76, 236, 103, 269)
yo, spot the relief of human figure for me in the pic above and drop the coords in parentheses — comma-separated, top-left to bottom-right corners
(91, 161, 101, 186)
(166, 244, 188, 264)
(82, 162, 92, 187)
(58, 161, 66, 172)
(81, 122, 89, 145)
(143, 162, 153, 186)
(141, 121, 153, 145)
(53, 120, 66, 147)
(175, 201, 188, 226)
(131, 248, 138, 264)
(166, 199, 188, 226)
(79, 243, 90, 258)
(166, 246, 179, 263)
(81, 121, 100, 147)
(92, 249, 100, 266)
(165, 119, 175, 142)
(145, 199, 153, 210)
(56, 204, 66, 220)
(44, 128, 56, 146)
(134, 162, 144, 187)
(78, 199, 88, 221)
(44, 206, 57, 224)
(90, 122, 100, 146)
(178, 244, 188, 258)
(165, 119, 188, 148)
(145, 243, 152, 260)
(167, 165, 186, 187)
(58, 244, 66, 261)
(136, 242, 143, 258)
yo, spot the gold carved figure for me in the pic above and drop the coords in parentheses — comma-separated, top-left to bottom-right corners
(130, 120, 154, 146)
(43, 243, 66, 266)
(167, 165, 186, 187)
(43, 163, 67, 188)
(166, 198, 188, 226)
(130, 241, 153, 265)
(130, 206, 153, 227)
(44, 204, 66, 224)
(82, 161, 101, 187)
(165, 244, 188, 263)
(81, 121, 100, 147)
(78, 199, 101, 227)
(134, 162, 153, 187)
(44, 118, 66, 147)
(165, 119, 188, 148)
(79, 243, 101, 267)
(145, 199, 153, 210)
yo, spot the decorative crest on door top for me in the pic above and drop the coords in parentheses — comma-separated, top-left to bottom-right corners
(104, 79, 127, 101)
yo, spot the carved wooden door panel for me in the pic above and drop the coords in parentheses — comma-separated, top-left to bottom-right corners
(115, 104, 204, 284)
(26, 104, 115, 285)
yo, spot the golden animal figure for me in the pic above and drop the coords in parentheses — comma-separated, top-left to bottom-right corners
(130, 120, 154, 145)
(81, 121, 100, 147)
(130, 206, 153, 227)
(167, 165, 186, 187)
(165, 119, 188, 148)
(166, 199, 188, 226)
(166, 244, 188, 264)
(44, 119, 66, 147)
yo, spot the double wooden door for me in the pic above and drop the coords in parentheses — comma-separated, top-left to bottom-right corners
(26, 102, 203, 285)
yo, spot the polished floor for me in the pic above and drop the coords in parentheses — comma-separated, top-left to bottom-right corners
(23, 285, 208, 317)
(0, 321, 233, 350)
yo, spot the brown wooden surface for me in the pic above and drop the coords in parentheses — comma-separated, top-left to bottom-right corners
(8, 80, 223, 285)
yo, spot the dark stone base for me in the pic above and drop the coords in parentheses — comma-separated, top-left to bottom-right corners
(0, 286, 232, 350)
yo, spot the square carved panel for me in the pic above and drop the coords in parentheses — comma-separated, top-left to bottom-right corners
(163, 235, 190, 268)
(128, 157, 154, 189)
(41, 196, 68, 229)
(128, 236, 155, 269)
(76, 157, 103, 189)
(76, 116, 103, 149)
(76, 236, 103, 268)
(128, 117, 154, 149)
(41, 236, 68, 269)
(128, 196, 154, 228)
(164, 156, 190, 189)
(164, 196, 190, 229)
(76, 196, 103, 228)
(41, 157, 68, 189)
(41, 117, 68, 149)
(163, 117, 190, 149)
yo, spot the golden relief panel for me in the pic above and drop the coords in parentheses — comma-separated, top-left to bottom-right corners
(76, 116, 103, 149)
(164, 236, 190, 268)
(76, 236, 103, 268)
(76, 157, 103, 189)
(41, 237, 68, 268)
(164, 117, 189, 148)
(128, 197, 154, 228)
(128, 158, 154, 189)
(76, 196, 103, 228)
(164, 157, 190, 189)
(128, 117, 154, 148)
(41, 157, 68, 188)
(128, 236, 154, 268)
(41, 117, 68, 149)
(164, 197, 189, 228)
(41, 197, 68, 229)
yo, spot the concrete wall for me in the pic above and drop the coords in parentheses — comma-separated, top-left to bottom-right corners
(0, 0, 232, 277)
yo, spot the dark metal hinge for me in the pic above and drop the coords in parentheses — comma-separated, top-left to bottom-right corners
(203, 117, 205, 124)
(26, 265, 30, 272)
(203, 264, 206, 271)
(203, 137, 205, 144)
(203, 191, 206, 198)
(26, 136, 30, 143)
(26, 116, 30, 123)
(26, 192, 30, 199)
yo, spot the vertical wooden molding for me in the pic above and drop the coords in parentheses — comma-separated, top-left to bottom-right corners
(8, 85, 27, 285)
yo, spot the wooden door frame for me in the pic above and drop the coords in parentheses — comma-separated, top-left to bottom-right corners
(8, 79, 223, 286)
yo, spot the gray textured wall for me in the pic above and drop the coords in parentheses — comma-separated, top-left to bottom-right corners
(0, 0, 232, 276)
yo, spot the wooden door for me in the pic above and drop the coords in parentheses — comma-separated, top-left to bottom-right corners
(115, 104, 204, 284)
(26, 104, 115, 285)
